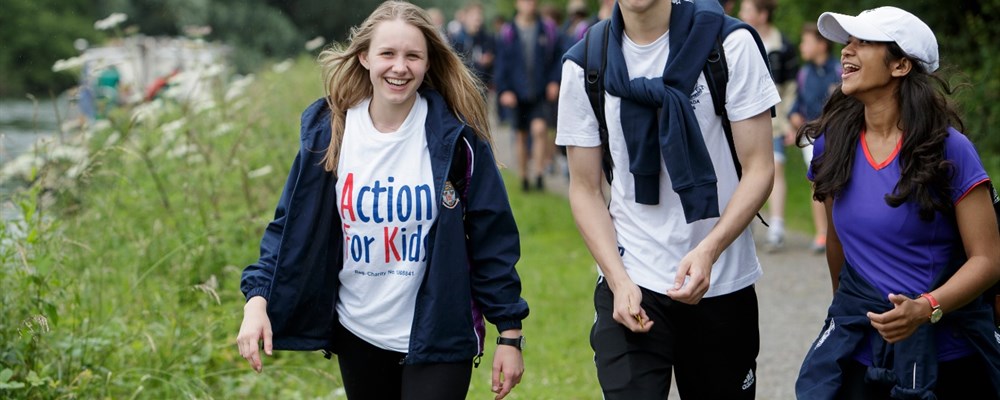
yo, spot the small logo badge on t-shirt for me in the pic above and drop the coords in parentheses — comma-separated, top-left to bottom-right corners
(442, 181, 459, 209)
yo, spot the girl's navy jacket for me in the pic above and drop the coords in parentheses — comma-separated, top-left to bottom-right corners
(241, 89, 529, 364)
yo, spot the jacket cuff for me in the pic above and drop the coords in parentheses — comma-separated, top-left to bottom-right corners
(676, 182, 721, 223)
(495, 320, 523, 333)
(633, 173, 660, 205)
(245, 287, 270, 302)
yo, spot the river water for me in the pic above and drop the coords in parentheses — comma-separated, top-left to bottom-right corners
(0, 96, 72, 221)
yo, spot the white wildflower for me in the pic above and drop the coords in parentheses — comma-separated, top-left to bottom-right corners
(224, 74, 255, 102)
(211, 123, 234, 137)
(89, 119, 112, 134)
(305, 36, 326, 51)
(95, 13, 128, 31)
(230, 98, 249, 111)
(200, 63, 224, 79)
(168, 144, 198, 159)
(103, 132, 121, 148)
(191, 98, 217, 115)
(247, 165, 274, 179)
(166, 70, 198, 91)
(0, 153, 44, 183)
(130, 100, 163, 124)
(272, 59, 294, 73)
(61, 119, 83, 134)
(49, 145, 88, 163)
(160, 118, 187, 137)
(52, 56, 85, 72)
(66, 163, 86, 179)
(186, 154, 206, 164)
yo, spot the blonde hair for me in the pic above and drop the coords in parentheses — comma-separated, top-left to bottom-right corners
(317, 1, 494, 174)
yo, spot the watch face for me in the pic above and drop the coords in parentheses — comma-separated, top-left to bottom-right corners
(930, 308, 943, 324)
(519, 336, 526, 350)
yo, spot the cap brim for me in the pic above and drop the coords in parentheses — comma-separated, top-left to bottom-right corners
(817, 12, 893, 44)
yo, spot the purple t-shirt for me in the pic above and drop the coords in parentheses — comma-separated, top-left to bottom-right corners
(809, 127, 990, 363)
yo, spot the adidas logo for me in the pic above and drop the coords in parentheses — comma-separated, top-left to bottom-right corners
(994, 331, 999, 345)
(741, 369, 755, 390)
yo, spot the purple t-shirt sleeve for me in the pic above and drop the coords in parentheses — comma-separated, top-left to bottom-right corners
(944, 128, 990, 204)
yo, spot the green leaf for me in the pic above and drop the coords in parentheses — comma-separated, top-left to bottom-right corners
(0, 369, 12, 383)
(26, 371, 45, 386)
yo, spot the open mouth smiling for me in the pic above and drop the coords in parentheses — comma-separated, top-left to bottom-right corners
(386, 77, 409, 87)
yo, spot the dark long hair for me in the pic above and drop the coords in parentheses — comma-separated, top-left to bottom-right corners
(798, 42, 964, 221)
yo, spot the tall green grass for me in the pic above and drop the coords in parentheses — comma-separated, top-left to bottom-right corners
(1, 57, 602, 399)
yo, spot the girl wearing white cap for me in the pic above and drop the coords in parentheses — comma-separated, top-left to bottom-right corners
(795, 6, 1000, 399)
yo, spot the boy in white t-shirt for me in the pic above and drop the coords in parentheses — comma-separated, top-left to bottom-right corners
(557, 0, 778, 398)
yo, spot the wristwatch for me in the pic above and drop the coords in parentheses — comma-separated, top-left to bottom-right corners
(497, 335, 525, 351)
(920, 293, 943, 324)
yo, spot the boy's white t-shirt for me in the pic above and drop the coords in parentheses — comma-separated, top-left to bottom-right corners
(556, 28, 780, 297)
(336, 96, 435, 352)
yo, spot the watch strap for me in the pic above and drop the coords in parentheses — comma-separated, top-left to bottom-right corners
(920, 293, 943, 323)
(919, 293, 940, 309)
(497, 336, 523, 350)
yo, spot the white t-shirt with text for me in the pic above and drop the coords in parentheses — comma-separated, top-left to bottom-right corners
(336, 96, 435, 352)
(556, 28, 780, 297)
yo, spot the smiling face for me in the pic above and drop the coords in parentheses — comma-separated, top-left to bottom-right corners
(359, 19, 429, 116)
(839, 37, 903, 99)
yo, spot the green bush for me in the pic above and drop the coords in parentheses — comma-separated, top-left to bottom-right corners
(0, 57, 342, 398)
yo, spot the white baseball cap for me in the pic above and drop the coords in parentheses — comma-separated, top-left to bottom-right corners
(817, 6, 939, 72)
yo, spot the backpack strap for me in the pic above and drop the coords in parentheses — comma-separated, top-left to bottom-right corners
(583, 19, 612, 184)
(703, 36, 767, 226)
(703, 36, 740, 179)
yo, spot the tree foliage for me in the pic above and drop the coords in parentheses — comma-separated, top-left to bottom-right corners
(0, 0, 101, 97)
(1, 0, 998, 152)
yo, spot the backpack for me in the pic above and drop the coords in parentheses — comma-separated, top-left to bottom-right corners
(579, 19, 767, 224)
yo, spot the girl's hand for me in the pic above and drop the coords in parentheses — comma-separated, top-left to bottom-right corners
(492, 330, 524, 400)
(236, 296, 273, 372)
(866, 294, 931, 343)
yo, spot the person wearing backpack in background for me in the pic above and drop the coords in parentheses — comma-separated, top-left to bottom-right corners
(494, 0, 563, 192)
(788, 22, 840, 254)
(795, 6, 1000, 399)
(557, 0, 778, 398)
(562, 0, 596, 45)
(451, 2, 495, 90)
(739, 0, 797, 252)
(237, 3, 528, 399)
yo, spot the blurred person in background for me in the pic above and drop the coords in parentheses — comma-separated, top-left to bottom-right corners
(494, 0, 563, 192)
(787, 22, 840, 254)
(451, 2, 495, 88)
(739, 0, 797, 252)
